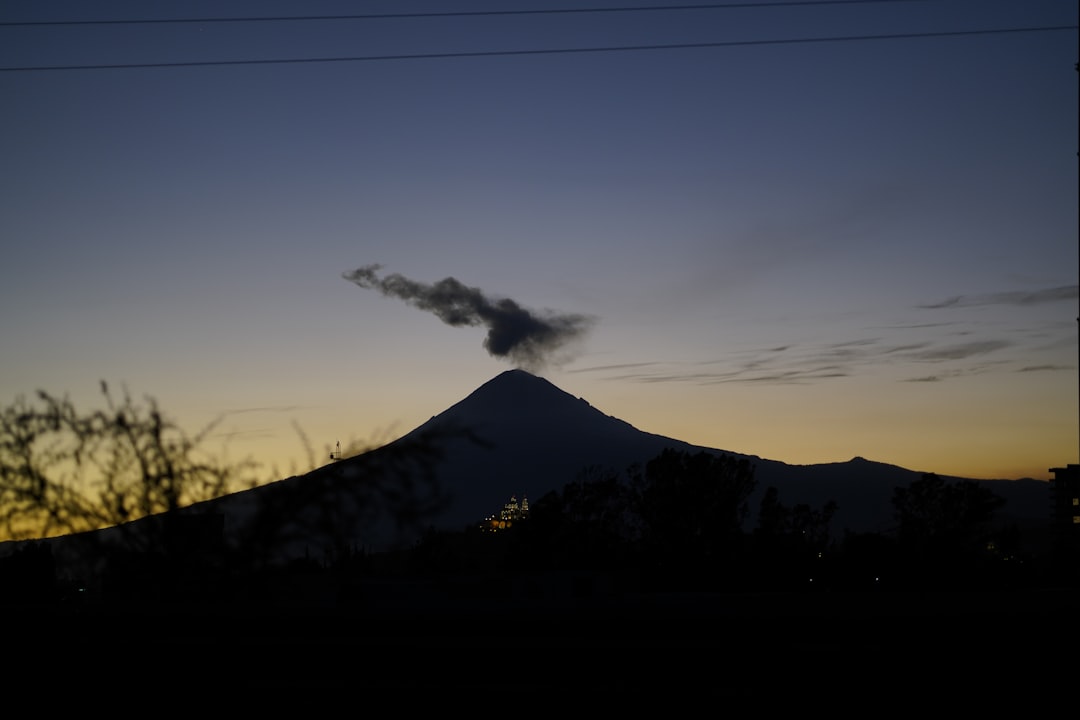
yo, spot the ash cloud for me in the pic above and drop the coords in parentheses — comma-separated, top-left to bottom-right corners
(343, 264, 594, 372)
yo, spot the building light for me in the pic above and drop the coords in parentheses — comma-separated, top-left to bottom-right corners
(479, 494, 530, 532)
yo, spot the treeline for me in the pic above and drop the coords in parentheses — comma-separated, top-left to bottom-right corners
(401, 448, 1075, 593)
(5, 447, 1076, 608)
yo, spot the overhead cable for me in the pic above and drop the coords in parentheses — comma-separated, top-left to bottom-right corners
(0, 1, 934, 28)
(0, 25, 1074, 73)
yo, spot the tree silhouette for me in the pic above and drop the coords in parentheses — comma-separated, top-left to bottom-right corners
(892, 473, 1005, 550)
(629, 448, 756, 588)
(0, 383, 255, 545)
(509, 464, 635, 574)
(751, 487, 837, 589)
(891, 472, 1006, 587)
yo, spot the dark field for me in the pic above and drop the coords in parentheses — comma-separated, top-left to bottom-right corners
(14, 580, 1076, 700)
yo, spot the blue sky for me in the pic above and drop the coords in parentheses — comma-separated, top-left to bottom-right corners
(1, 0, 1076, 484)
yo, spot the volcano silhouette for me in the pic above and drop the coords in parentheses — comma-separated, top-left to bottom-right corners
(347, 368, 1050, 546)
(30, 368, 1052, 567)
(382, 368, 707, 531)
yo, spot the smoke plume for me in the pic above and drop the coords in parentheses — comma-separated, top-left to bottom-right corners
(343, 264, 594, 372)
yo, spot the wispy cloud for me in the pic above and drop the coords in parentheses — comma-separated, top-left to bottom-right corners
(917, 285, 1078, 309)
(567, 362, 664, 374)
(580, 283, 1073, 389)
(900, 364, 1004, 383)
(222, 405, 307, 415)
(1017, 364, 1074, 373)
(584, 333, 1018, 387)
(211, 427, 279, 441)
(880, 342, 934, 354)
(904, 340, 1011, 361)
(872, 322, 959, 330)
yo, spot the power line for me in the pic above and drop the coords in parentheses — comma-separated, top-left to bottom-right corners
(0, 1, 931, 28)
(0, 25, 1074, 73)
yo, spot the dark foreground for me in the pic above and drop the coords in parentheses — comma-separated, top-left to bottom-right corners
(11, 581, 1077, 701)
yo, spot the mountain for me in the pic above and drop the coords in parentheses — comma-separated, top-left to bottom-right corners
(383, 368, 704, 529)
(375, 368, 1051, 540)
(18, 368, 1054, 569)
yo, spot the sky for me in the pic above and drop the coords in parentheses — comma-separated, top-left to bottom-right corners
(1, 0, 1077, 487)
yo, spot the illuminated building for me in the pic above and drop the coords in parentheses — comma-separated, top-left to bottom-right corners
(479, 494, 530, 532)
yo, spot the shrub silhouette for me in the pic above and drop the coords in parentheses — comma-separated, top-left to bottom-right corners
(0, 383, 461, 603)
(0, 382, 255, 545)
